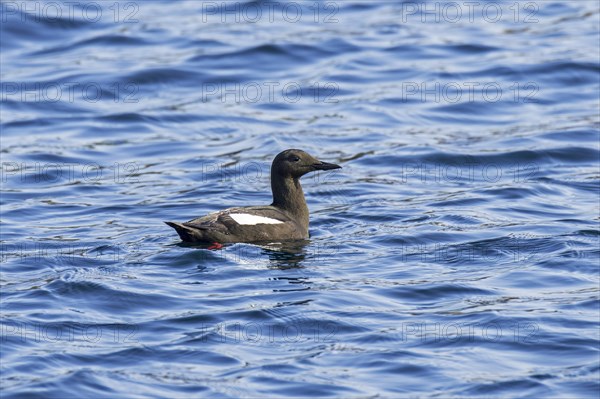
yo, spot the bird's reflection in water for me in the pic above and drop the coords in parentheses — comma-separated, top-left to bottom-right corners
(259, 240, 317, 297)
(184, 239, 337, 289)
(259, 239, 312, 269)
(183, 239, 314, 268)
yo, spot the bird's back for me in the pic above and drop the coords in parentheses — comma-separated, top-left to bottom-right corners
(165, 205, 307, 243)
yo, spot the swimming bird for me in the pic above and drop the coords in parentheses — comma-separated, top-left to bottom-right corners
(165, 149, 341, 244)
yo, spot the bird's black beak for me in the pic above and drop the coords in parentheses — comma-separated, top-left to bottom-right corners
(312, 161, 341, 171)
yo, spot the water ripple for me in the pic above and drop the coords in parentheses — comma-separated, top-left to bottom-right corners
(1, 0, 599, 397)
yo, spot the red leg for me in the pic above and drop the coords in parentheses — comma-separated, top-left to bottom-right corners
(207, 242, 223, 250)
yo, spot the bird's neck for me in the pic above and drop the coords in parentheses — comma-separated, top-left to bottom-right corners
(271, 173, 309, 232)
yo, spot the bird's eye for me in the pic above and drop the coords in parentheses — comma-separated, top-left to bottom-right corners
(289, 156, 300, 162)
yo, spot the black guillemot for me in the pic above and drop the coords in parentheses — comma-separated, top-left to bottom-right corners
(165, 149, 342, 244)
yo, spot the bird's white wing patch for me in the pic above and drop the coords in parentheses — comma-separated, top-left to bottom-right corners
(229, 213, 284, 225)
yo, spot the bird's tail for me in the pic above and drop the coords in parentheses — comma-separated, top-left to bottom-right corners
(164, 221, 199, 242)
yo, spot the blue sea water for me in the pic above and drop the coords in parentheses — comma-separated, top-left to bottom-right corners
(1, 0, 599, 397)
